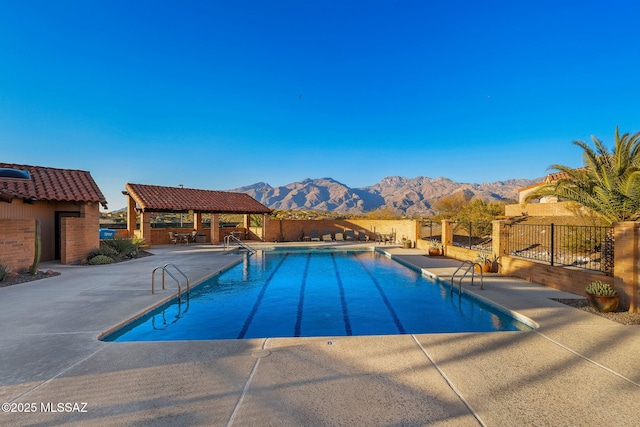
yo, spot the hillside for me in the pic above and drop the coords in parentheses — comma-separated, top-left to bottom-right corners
(232, 176, 539, 216)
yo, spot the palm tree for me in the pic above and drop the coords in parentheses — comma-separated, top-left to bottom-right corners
(525, 127, 640, 224)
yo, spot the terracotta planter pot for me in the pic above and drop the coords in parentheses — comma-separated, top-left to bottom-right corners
(585, 292, 619, 313)
(428, 248, 441, 256)
(475, 262, 491, 273)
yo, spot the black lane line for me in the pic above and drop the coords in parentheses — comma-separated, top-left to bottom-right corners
(294, 253, 311, 337)
(355, 254, 406, 334)
(237, 253, 289, 339)
(331, 253, 353, 336)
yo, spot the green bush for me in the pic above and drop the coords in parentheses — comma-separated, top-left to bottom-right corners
(85, 237, 146, 265)
(88, 255, 115, 265)
(130, 235, 146, 249)
(102, 238, 142, 259)
(0, 262, 8, 281)
(87, 245, 118, 260)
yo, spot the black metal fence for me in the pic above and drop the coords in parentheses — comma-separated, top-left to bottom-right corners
(450, 221, 493, 252)
(506, 223, 614, 275)
(420, 220, 442, 241)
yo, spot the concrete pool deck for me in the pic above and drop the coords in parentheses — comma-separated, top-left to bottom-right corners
(1, 242, 639, 426)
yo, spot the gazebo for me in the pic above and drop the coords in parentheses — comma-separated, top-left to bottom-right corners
(123, 183, 271, 246)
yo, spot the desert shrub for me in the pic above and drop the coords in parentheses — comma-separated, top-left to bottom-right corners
(130, 235, 147, 250)
(0, 261, 8, 281)
(87, 245, 118, 260)
(88, 255, 115, 265)
(101, 238, 142, 259)
(85, 237, 146, 265)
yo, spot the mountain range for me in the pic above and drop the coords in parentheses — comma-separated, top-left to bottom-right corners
(231, 176, 540, 216)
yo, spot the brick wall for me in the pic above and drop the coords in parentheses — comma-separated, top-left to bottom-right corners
(499, 256, 604, 295)
(60, 203, 100, 265)
(505, 202, 576, 217)
(262, 218, 419, 243)
(0, 219, 35, 272)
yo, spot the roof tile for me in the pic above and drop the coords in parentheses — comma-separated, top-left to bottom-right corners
(0, 163, 107, 208)
(125, 183, 271, 214)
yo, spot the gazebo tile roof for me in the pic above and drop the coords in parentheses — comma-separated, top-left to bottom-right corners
(125, 183, 270, 213)
(0, 163, 107, 208)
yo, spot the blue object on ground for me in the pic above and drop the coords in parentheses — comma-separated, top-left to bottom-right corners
(99, 228, 116, 240)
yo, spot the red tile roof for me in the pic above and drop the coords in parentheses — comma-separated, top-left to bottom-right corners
(518, 169, 587, 192)
(0, 163, 107, 208)
(125, 183, 271, 214)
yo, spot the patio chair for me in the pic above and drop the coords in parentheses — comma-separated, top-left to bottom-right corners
(345, 229, 355, 241)
(358, 230, 368, 241)
(322, 230, 333, 242)
(334, 232, 344, 241)
(169, 232, 178, 245)
(310, 230, 320, 241)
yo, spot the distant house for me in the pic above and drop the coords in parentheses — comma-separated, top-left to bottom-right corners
(0, 163, 107, 271)
(506, 171, 578, 217)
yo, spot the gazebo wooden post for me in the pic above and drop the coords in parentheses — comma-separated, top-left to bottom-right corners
(210, 214, 220, 244)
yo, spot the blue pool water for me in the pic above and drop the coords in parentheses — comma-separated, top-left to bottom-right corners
(104, 249, 531, 341)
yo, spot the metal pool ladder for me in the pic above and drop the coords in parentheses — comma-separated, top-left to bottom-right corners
(450, 260, 484, 296)
(152, 263, 190, 295)
(223, 234, 256, 254)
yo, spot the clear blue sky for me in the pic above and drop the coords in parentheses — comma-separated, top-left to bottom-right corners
(1, 1, 639, 210)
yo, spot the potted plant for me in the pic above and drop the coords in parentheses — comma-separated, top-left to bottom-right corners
(489, 253, 500, 273)
(475, 252, 492, 273)
(402, 238, 412, 249)
(428, 240, 442, 256)
(585, 281, 619, 312)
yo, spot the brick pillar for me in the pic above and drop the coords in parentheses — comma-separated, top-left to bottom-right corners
(193, 212, 203, 232)
(243, 214, 250, 239)
(413, 219, 420, 246)
(140, 211, 152, 246)
(613, 221, 639, 313)
(442, 220, 454, 255)
(210, 214, 220, 244)
(492, 220, 509, 257)
(126, 196, 137, 238)
(262, 213, 268, 242)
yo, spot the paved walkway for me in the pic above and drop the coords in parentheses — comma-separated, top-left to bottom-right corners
(1, 243, 639, 426)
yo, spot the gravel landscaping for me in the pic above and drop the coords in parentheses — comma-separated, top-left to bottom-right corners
(553, 298, 640, 325)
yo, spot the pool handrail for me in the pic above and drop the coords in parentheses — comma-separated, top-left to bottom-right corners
(450, 260, 484, 295)
(223, 234, 256, 254)
(151, 263, 190, 295)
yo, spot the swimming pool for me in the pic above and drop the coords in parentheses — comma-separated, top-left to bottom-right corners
(103, 249, 531, 341)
